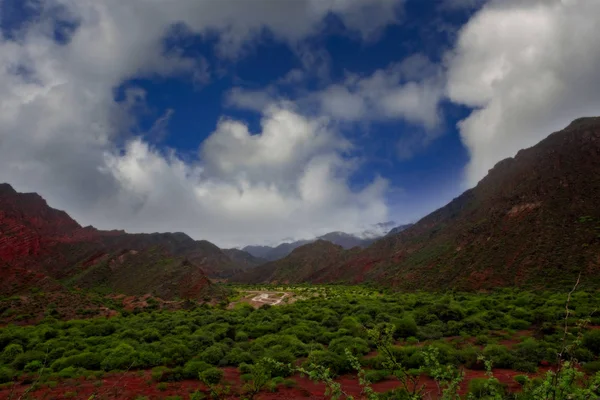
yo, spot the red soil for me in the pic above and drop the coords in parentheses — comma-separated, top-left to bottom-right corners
(0, 366, 551, 400)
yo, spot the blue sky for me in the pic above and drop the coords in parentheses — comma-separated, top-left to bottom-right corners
(1, 0, 599, 247)
(117, 1, 475, 224)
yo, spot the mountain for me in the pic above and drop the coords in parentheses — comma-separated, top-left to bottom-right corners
(237, 117, 600, 290)
(385, 224, 413, 236)
(222, 248, 267, 269)
(311, 117, 600, 290)
(241, 224, 397, 261)
(357, 221, 398, 239)
(233, 240, 360, 284)
(0, 184, 237, 299)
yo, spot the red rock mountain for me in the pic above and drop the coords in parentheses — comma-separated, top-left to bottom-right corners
(234, 117, 600, 290)
(233, 240, 360, 284)
(0, 184, 240, 298)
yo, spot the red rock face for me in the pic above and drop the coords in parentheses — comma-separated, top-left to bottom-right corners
(0, 184, 226, 299)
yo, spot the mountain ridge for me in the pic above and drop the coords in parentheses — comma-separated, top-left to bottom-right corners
(241, 223, 410, 261)
(233, 117, 600, 290)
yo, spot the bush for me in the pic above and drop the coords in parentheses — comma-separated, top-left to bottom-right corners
(156, 382, 168, 391)
(0, 366, 15, 384)
(582, 361, 600, 374)
(101, 343, 138, 370)
(200, 345, 225, 365)
(482, 345, 514, 368)
(514, 375, 528, 386)
(583, 330, 600, 355)
(1, 344, 23, 363)
(183, 360, 211, 379)
(200, 367, 223, 385)
(328, 336, 369, 356)
(24, 360, 43, 373)
(468, 377, 506, 398)
(51, 352, 102, 371)
(364, 369, 390, 383)
(11, 350, 46, 369)
(394, 317, 418, 339)
(305, 351, 350, 375)
(152, 366, 170, 382)
(513, 360, 537, 373)
(513, 339, 546, 365)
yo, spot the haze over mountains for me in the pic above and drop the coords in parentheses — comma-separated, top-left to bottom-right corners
(2, 118, 600, 299)
(241, 221, 410, 261)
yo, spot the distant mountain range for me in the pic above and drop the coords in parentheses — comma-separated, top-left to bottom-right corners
(232, 117, 600, 290)
(3, 117, 600, 301)
(242, 222, 411, 261)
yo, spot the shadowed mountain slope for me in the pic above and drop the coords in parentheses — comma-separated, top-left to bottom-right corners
(0, 185, 236, 299)
(313, 117, 600, 290)
(234, 118, 600, 290)
(233, 240, 360, 284)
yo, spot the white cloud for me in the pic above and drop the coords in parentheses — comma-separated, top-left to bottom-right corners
(228, 54, 445, 128)
(0, 0, 398, 247)
(100, 106, 387, 247)
(224, 88, 278, 113)
(318, 54, 445, 128)
(447, 0, 600, 185)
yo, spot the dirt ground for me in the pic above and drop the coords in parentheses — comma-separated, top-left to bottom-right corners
(228, 291, 296, 309)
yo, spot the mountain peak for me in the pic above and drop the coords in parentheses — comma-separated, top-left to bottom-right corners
(0, 183, 16, 195)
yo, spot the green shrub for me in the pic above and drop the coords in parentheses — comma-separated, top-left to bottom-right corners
(11, 350, 46, 369)
(328, 336, 369, 356)
(571, 347, 594, 362)
(457, 346, 479, 369)
(200, 345, 225, 365)
(394, 317, 418, 338)
(582, 361, 600, 374)
(508, 319, 531, 330)
(583, 330, 600, 355)
(83, 322, 115, 337)
(101, 343, 137, 370)
(1, 344, 23, 363)
(482, 345, 514, 368)
(513, 338, 545, 365)
(468, 377, 506, 398)
(51, 352, 102, 371)
(183, 360, 211, 379)
(305, 351, 350, 375)
(513, 360, 537, 373)
(152, 366, 170, 382)
(23, 360, 43, 373)
(0, 366, 14, 384)
(364, 369, 390, 383)
(200, 367, 223, 385)
(189, 391, 206, 400)
(156, 382, 168, 391)
(514, 375, 528, 386)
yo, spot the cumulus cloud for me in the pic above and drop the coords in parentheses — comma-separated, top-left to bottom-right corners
(228, 54, 445, 130)
(447, 0, 600, 185)
(0, 0, 398, 247)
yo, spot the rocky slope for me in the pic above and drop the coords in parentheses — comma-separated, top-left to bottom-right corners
(241, 224, 399, 261)
(0, 185, 238, 299)
(233, 240, 360, 284)
(222, 248, 267, 269)
(313, 117, 600, 290)
(236, 118, 600, 290)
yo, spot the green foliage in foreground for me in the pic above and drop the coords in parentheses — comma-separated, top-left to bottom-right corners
(0, 286, 600, 399)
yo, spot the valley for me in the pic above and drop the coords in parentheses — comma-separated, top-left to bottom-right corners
(1, 286, 600, 400)
(1, 118, 600, 398)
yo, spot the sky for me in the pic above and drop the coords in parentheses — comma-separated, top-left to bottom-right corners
(1, 0, 599, 248)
